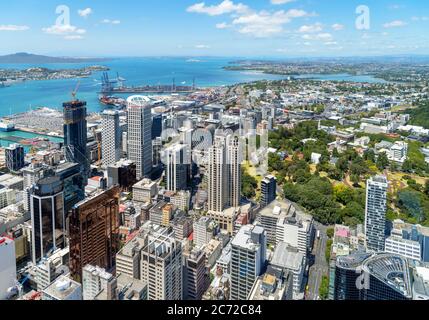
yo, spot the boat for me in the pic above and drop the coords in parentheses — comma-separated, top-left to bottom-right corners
(0, 121, 15, 132)
(98, 95, 127, 108)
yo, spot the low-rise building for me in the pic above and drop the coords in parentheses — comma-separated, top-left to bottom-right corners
(42, 275, 82, 301)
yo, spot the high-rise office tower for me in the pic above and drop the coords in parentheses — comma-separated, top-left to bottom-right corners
(102, 110, 121, 166)
(63, 100, 89, 180)
(55, 162, 85, 213)
(141, 230, 182, 300)
(126, 96, 153, 180)
(334, 253, 413, 300)
(152, 114, 163, 139)
(261, 175, 277, 208)
(365, 175, 388, 252)
(227, 136, 242, 208)
(30, 177, 65, 264)
(359, 253, 412, 300)
(207, 135, 229, 213)
(69, 187, 120, 282)
(183, 249, 209, 300)
(230, 225, 267, 300)
(334, 253, 372, 300)
(165, 143, 191, 192)
(5, 143, 25, 172)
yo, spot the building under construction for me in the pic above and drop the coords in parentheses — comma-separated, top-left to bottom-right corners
(63, 99, 90, 181)
(69, 187, 120, 282)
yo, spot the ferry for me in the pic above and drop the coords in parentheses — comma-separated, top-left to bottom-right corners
(0, 121, 15, 132)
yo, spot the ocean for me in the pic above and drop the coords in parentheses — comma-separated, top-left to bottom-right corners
(0, 57, 386, 117)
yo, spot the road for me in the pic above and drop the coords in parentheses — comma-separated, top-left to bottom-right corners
(307, 222, 330, 300)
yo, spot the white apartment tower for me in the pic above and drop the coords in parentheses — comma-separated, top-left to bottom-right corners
(102, 110, 121, 166)
(82, 265, 117, 300)
(140, 231, 183, 300)
(230, 225, 267, 300)
(193, 216, 215, 249)
(365, 175, 388, 252)
(127, 95, 153, 179)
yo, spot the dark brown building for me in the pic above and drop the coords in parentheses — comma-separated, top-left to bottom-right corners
(69, 187, 120, 282)
(107, 160, 137, 192)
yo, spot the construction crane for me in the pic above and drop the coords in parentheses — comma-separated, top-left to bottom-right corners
(71, 80, 81, 101)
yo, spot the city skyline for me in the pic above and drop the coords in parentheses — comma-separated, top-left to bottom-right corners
(0, 0, 428, 57)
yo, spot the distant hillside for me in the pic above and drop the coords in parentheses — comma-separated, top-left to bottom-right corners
(0, 52, 110, 64)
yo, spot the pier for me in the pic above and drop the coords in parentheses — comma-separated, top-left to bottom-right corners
(100, 72, 197, 95)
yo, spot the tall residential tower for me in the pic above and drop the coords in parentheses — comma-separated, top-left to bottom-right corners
(365, 175, 388, 252)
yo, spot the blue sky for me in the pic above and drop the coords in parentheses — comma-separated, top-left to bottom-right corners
(0, 0, 428, 57)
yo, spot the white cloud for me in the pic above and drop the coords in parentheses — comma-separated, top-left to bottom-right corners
(195, 44, 211, 49)
(0, 25, 29, 31)
(383, 20, 407, 28)
(102, 19, 121, 25)
(412, 16, 429, 21)
(270, 0, 296, 4)
(64, 35, 84, 40)
(298, 23, 323, 33)
(187, 0, 249, 16)
(388, 4, 403, 10)
(78, 8, 93, 18)
(331, 23, 344, 31)
(302, 32, 333, 41)
(232, 9, 314, 37)
(216, 22, 231, 29)
(42, 24, 86, 35)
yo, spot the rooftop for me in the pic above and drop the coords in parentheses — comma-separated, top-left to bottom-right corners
(271, 242, 305, 271)
(363, 253, 412, 299)
(336, 252, 372, 270)
(42, 275, 81, 300)
(231, 224, 265, 251)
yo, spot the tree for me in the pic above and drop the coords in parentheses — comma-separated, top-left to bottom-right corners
(319, 276, 330, 300)
(402, 159, 414, 173)
(333, 184, 354, 205)
(376, 152, 389, 171)
(336, 157, 349, 173)
(425, 180, 429, 196)
(363, 149, 376, 163)
(242, 168, 258, 199)
(350, 174, 360, 187)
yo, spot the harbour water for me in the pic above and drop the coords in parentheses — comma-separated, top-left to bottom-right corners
(0, 57, 387, 117)
(0, 129, 63, 151)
